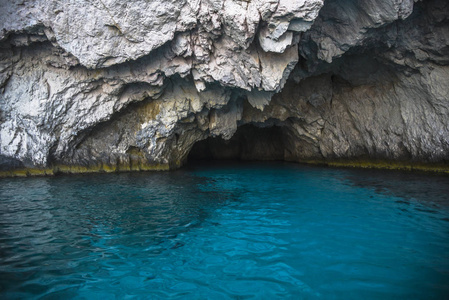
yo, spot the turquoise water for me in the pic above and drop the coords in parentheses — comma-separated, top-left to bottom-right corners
(0, 162, 448, 299)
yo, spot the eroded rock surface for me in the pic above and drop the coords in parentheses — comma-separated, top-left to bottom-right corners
(0, 0, 448, 175)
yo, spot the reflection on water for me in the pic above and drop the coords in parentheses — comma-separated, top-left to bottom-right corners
(0, 161, 448, 299)
(342, 167, 449, 207)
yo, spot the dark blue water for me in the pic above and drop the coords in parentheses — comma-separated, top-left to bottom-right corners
(0, 162, 448, 299)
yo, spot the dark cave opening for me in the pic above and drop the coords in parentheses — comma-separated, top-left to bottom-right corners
(188, 124, 286, 161)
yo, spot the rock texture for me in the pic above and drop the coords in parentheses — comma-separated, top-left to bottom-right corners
(0, 0, 448, 175)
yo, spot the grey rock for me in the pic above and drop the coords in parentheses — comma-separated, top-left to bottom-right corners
(300, 0, 415, 63)
(0, 0, 448, 174)
(258, 28, 294, 53)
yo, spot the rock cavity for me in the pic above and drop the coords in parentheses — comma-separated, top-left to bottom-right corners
(0, 0, 448, 176)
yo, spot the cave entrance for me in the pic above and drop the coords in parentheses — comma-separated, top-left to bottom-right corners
(188, 124, 286, 161)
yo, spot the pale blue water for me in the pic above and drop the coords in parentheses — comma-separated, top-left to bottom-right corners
(0, 161, 448, 299)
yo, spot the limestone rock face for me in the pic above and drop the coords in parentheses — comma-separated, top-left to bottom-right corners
(0, 0, 448, 174)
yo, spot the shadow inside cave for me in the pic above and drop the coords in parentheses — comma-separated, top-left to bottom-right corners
(188, 124, 287, 161)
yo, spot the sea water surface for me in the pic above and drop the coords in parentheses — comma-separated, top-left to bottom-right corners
(0, 161, 448, 299)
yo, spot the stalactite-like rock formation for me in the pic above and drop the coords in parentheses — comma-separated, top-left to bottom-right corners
(0, 0, 448, 176)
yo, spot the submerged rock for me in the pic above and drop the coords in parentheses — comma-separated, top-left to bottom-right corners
(0, 0, 448, 175)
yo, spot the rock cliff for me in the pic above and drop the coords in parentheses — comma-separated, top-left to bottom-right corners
(0, 0, 448, 176)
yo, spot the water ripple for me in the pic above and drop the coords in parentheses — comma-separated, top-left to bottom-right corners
(0, 162, 448, 299)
